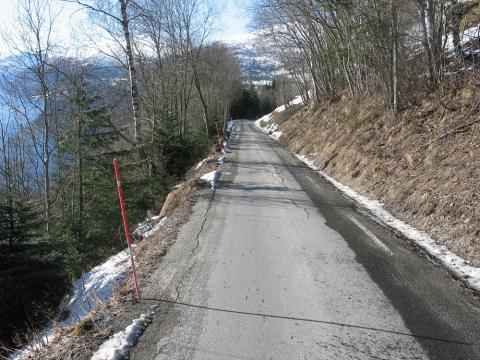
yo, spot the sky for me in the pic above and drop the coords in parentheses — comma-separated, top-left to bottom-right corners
(0, 0, 251, 57)
(215, 0, 251, 43)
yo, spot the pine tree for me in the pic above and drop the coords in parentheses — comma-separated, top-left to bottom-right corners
(56, 83, 121, 267)
(0, 189, 68, 345)
(0, 190, 40, 247)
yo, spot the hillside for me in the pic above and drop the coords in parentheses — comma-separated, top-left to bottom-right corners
(259, 74, 480, 268)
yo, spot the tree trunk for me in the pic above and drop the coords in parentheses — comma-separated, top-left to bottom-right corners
(40, 62, 51, 232)
(78, 109, 84, 246)
(192, 65, 209, 136)
(43, 124, 50, 232)
(419, 2, 435, 88)
(426, 0, 444, 86)
(451, 0, 463, 62)
(119, 0, 141, 147)
(391, 0, 399, 113)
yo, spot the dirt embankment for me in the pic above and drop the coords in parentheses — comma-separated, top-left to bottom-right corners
(274, 75, 480, 266)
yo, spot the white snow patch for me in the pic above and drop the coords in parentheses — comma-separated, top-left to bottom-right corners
(195, 158, 208, 170)
(142, 217, 168, 238)
(270, 131, 282, 140)
(133, 215, 164, 239)
(272, 95, 304, 113)
(10, 248, 135, 359)
(9, 329, 56, 360)
(255, 95, 306, 139)
(201, 170, 220, 190)
(445, 25, 480, 53)
(61, 249, 133, 327)
(295, 153, 480, 292)
(226, 119, 235, 132)
(91, 312, 154, 360)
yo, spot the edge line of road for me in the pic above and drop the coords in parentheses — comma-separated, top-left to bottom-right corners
(347, 214, 394, 256)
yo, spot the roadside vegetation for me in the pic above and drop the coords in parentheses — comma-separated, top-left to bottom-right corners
(252, 1, 480, 266)
(253, 0, 480, 109)
(272, 73, 480, 267)
(0, 0, 252, 353)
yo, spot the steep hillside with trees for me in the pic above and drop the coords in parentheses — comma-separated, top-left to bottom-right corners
(0, 0, 248, 352)
(253, 0, 480, 264)
(262, 74, 480, 266)
(253, 0, 480, 107)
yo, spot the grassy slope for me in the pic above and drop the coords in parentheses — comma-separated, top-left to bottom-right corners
(277, 75, 480, 266)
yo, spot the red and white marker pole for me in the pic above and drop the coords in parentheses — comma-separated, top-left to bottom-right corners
(113, 159, 141, 301)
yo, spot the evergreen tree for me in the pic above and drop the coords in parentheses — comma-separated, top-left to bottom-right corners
(0, 191, 40, 247)
(0, 190, 67, 345)
(230, 86, 263, 119)
(56, 83, 122, 269)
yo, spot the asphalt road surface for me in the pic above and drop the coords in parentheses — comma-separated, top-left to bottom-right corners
(131, 120, 480, 360)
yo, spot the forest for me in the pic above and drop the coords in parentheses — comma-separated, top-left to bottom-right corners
(253, 0, 479, 109)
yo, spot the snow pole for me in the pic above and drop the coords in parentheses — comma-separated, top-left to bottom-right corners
(215, 122, 223, 152)
(113, 159, 141, 301)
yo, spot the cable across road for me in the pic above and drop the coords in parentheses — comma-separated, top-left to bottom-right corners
(141, 297, 471, 346)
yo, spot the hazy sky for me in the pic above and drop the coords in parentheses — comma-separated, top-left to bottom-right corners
(0, 0, 251, 56)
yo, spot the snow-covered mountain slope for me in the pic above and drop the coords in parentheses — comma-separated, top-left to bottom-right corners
(224, 33, 279, 84)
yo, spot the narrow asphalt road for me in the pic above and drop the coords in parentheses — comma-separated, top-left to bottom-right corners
(132, 120, 480, 360)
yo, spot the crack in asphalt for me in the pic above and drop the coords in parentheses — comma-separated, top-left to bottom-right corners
(272, 164, 286, 187)
(174, 189, 217, 302)
(189, 189, 216, 257)
(174, 262, 195, 302)
(290, 199, 310, 220)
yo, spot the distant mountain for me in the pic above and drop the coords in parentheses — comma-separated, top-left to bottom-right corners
(0, 55, 129, 125)
(224, 33, 279, 85)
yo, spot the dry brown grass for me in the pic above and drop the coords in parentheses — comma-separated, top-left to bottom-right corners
(278, 74, 480, 266)
(461, 2, 480, 30)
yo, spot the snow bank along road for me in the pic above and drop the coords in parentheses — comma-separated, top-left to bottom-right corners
(130, 120, 480, 359)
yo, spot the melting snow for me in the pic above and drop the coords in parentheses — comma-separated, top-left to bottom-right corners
(201, 170, 220, 190)
(255, 94, 306, 139)
(445, 25, 480, 53)
(61, 250, 133, 327)
(11, 213, 169, 359)
(134, 216, 168, 239)
(195, 159, 208, 170)
(10, 250, 132, 359)
(90, 312, 154, 360)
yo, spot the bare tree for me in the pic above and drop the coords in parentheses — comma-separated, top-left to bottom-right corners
(1, 0, 61, 230)
(66, 0, 142, 147)
(391, 0, 399, 112)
